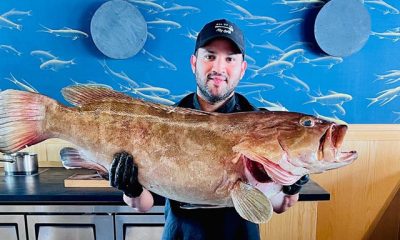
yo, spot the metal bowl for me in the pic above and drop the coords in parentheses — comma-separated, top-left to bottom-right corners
(0, 152, 38, 176)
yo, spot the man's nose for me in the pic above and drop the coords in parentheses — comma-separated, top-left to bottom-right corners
(212, 57, 227, 74)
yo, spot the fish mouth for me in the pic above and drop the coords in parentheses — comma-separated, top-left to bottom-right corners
(318, 124, 357, 163)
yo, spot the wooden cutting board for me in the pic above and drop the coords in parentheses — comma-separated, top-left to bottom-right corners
(64, 173, 110, 188)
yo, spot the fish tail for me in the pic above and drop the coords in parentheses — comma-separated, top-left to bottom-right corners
(374, 74, 384, 81)
(247, 39, 255, 48)
(299, 55, 309, 63)
(249, 69, 258, 79)
(0, 90, 54, 153)
(366, 97, 378, 107)
(303, 94, 316, 104)
(37, 24, 51, 33)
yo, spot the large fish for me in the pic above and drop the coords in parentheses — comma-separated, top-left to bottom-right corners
(0, 86, 357, 223)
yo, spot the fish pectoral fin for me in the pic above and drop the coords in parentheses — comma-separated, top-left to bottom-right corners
(231, 181, 273, 223)
(61, 85, 135, 107)
(60, 147, 108, 177)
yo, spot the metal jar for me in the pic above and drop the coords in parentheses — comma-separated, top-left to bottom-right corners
(0, 152, 38, 176)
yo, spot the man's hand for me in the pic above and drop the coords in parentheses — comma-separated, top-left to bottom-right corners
(110, 151, 143, 198)
(271, 192, 299, 213)
(271, 175, 310, 213)
(282, 174, 310, 195)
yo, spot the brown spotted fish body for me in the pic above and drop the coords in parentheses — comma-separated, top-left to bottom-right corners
(0, 86, 357, 223)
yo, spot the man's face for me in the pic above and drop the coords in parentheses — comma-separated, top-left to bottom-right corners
(191, 38, 247, 103)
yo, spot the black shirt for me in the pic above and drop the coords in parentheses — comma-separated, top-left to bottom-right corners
(162, 93, 260, 240)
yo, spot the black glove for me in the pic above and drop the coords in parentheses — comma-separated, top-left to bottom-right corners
(109, 151, 143, 198)
(282, 174, 310, 195)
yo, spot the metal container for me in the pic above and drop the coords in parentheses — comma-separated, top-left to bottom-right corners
(0, 152, 38, 176)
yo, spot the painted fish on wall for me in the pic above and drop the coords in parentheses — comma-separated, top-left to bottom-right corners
(0, 85, 357, 223)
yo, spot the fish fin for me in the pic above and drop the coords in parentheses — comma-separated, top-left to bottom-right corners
(231, 181, 273, 223)
(60, 147, 108, 177)
(0, 90, 52, 153)
(61, 85, 135, 107)
(62, 85, 213, 116)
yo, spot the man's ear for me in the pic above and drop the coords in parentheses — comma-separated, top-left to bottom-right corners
(240, 60, 248, 79)
(190, 54, 197, 74)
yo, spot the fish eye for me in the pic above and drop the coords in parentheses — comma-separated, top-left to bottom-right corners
(300, 117, 315, 127)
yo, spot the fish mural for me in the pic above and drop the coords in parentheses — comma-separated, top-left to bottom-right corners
(30, 50, 58, 62)
(39, 58, 76, 72)
(5, 73, 37, 92)
(0, 44, 22, 56)
(0, 0, 400, 123)
(371, 28, 400, 42)
(0, 85, 358, 223)
(0, 8, 30, 31)
(38, 25, 89, 40)
(364, 0, 399, 15)
(375, 69, 400, 84)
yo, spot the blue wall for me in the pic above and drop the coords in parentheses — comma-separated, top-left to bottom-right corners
(0, 0, 399, 123)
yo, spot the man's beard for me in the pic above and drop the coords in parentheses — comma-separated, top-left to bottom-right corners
(196, 72, 234, 103)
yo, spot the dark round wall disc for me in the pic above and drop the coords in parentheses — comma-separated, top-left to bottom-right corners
(314, 0, 371, 57)
(90, 0, 147, 59)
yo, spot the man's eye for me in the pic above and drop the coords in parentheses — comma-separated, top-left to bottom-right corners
(205, 55, 215, 60)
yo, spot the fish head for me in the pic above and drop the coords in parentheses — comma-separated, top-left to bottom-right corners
(234, 112, 357, 187)
(277, 114, 356, 170)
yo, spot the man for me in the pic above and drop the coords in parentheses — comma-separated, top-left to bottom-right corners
(110, 19, 308, 240)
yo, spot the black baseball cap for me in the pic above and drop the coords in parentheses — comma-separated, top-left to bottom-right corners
(194, 19, 245, 55)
